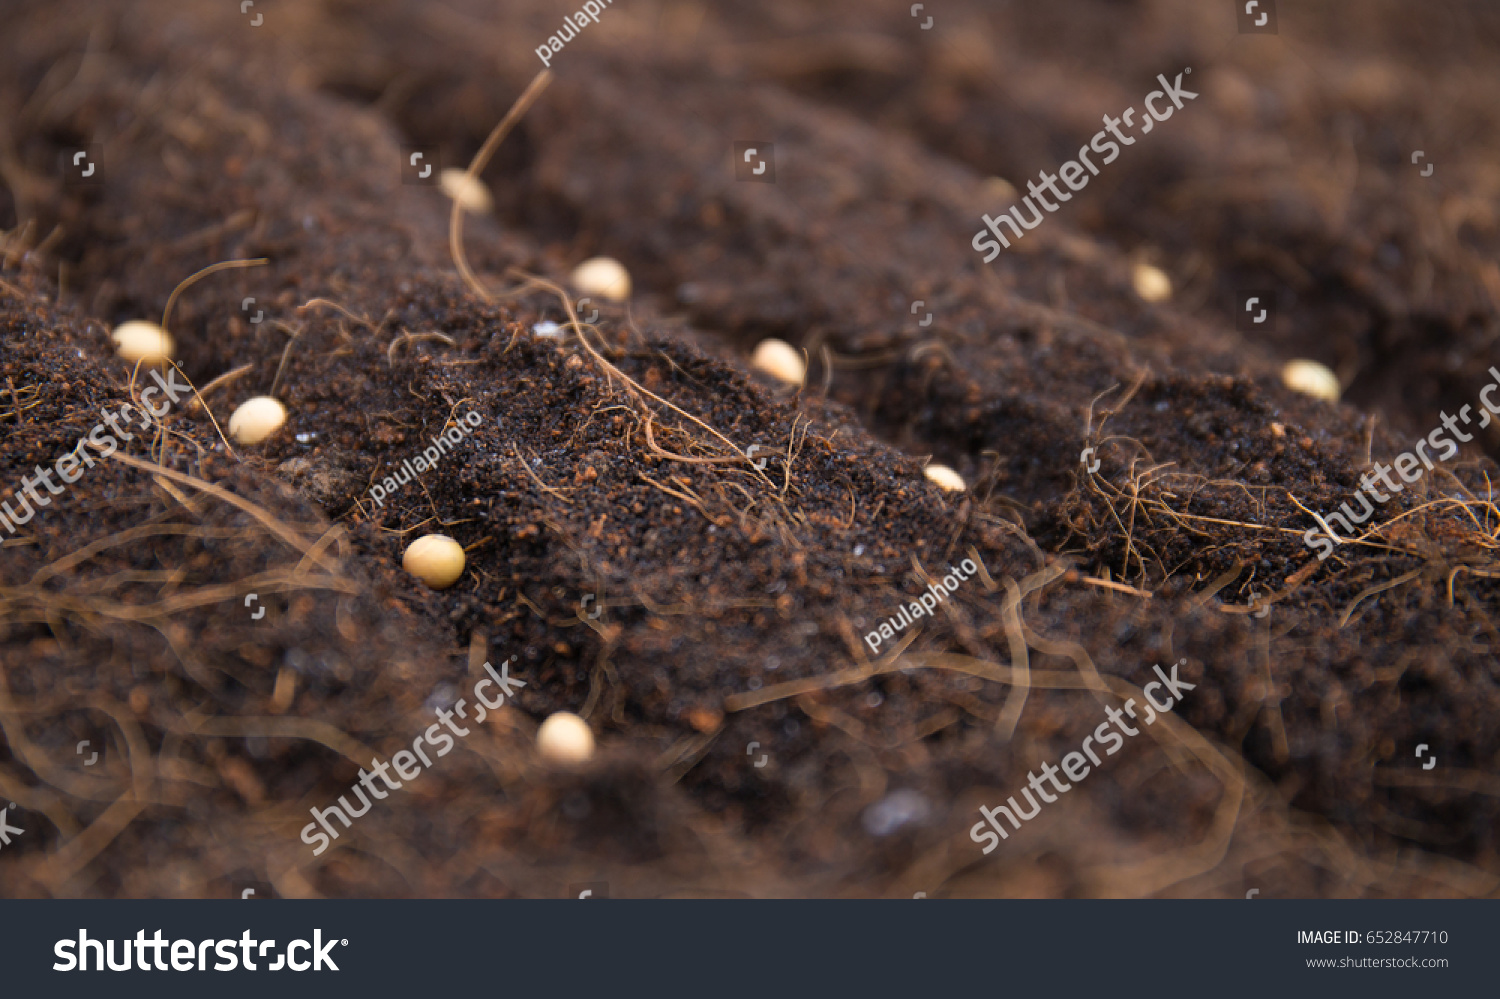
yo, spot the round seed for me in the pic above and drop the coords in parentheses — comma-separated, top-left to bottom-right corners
(981, 175, 1018, 202)
(751, 338, 806, 387)
(1131, 262, 1173, 303)
(227, 396, 287, 445)
(439, 167, 493, 214)
(1281, 359, 1341, 402)
(924, 464, 966, 492)
(110, 320, 174, 364)
(536, 711, 595, 766)
(569, 256, 631, 302)
(402, 534, 466, 589)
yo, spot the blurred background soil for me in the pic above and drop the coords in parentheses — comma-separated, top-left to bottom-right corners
(1, 0, 1498, 897)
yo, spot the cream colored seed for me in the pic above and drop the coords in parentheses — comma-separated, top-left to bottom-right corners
(402, 534, 466, 590)
(439, 168, 493, 214)
(110, 320, 175, 364)
(536, 711, 595, 766)
(569, 256, 632, 302)
(750, 338, 805, 387)
(981, 175, 1017, 203)
(227, 396, 287, 445)
(1131, 262, 1173, 303)
(924, 464, 966, 492)
(1281, 359, 1341, 402)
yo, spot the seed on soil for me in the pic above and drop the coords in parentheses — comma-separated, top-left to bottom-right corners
(751, 338, 806, 387)
(227, 395, 287, 444)
(110, 320, 174, 364)
(569, 256, 631, 302)
(1131, 262, 1173, 302)
(536, 711, 595, 765)
(924, 464, 966, 492)
(1281, 359, 1341, 402)
(402, 534, 466, 589)
(438, 167, 493, 214)
(981, 175, 1017, 202)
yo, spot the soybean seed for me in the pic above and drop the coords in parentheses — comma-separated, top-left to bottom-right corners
(110, 320, 175, 364)
(924, 464, 966, 492)
(751, 338, 806, 387)
(1281, 359, 1340, 402)
(228, 396, 287, 445)
(439, 168, 494, 214)
(1131, 262, 1172, 303)
(402, 534, 467, 589)
(536, 711, 595, 766)
(569, 256, 631, 302)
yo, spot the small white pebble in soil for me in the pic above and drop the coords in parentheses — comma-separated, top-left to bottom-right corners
(751, 338, 806, 387)
(924, 463, 966, 492)
(402, 534, 466, 589)
(228, 396, 287, 445)
(110, 320, 174, 364)
(536, 711, 595, 766)
(569, 256, 631, 302)
(1281, 359, 1341, 402)
(862, 789, 931, 837)
(532, 321, 562, 338)
(439, 168, 493, 214)
(1131, 262, 1173, 303)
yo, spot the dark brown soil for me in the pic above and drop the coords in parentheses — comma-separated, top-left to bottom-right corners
(2, 0, 1498, 898)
